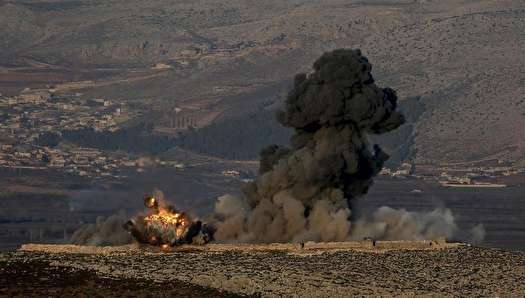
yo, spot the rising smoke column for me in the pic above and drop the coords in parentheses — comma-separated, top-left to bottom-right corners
(214, 49, 406, 243)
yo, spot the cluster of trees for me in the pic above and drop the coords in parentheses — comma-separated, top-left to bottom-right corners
(369, 96, 425, 168)
(36, 99, 420, 165)
(37, 122, 177, 155)
(36, 109, 292, 160)
(176, 110, 291, 160)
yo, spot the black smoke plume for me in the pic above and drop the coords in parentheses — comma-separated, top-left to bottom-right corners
(213, 49, 406, 242)
(69, 49, 484, 246)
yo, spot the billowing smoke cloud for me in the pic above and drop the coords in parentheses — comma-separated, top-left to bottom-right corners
(71, 211, 132, 246)
(71, 49, 484, 246)
(350, 207, 458, 240)
(213, 195, 486, 243)
(213, 49, 407, 242)
(349, 206, 484, 244)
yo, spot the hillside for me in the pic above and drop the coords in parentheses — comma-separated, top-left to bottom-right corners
(0, 0, 524, 166)
(3, 243, 525, 296)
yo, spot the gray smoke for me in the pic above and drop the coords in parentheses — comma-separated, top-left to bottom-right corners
(349, 206, 484, 244)
(350, 207, 458, 240)
(69, 189, 166, 246)
(213, 49, 407, 242)
(69, 49, 485, 246)
(71, 211, 132, 246)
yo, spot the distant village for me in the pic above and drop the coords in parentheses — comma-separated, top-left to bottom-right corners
(0, 89, 243, 180)
(0, 89, 523, 185)
(0, 89, 146, 179)
(381, 162, 524, 188)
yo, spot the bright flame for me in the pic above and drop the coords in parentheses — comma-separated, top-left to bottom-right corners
(144, 208, 189, 239)
(123, 194, 209, 248)
(145, 196, 157, 209)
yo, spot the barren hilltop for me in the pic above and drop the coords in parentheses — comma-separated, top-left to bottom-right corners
(2, 242, 524, 296)
(1, 0, 524, 167)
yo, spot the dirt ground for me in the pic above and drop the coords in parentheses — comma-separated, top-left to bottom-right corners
(1, 244, 524, 297)
(0, 258, 245, 298)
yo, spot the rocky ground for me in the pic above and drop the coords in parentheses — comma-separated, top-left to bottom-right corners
(0, 259, 242, 298)
(1, 243, 524, 297)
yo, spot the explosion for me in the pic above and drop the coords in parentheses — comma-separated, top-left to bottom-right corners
(127, 49, 407, 245)
(74, 48, 483, 247)
(212, 49, 406, 243)
(123, 196, 213, 247)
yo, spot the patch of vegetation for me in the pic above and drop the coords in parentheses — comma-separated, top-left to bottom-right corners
(370, 96, 425, 168)
(176, 109, 291, 160)
(36, 109, 291, 160)
(18, 1, 94, 12)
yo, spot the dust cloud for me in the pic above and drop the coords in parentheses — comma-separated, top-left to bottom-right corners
(213, 49, 406, 242)
(71, 211, 132, 246)
(212, 49, 483, 244)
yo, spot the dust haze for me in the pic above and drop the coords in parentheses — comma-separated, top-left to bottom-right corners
(71, 211, 131, 246)
(211, 49, 483, 243)
(71, 49, 484, 246)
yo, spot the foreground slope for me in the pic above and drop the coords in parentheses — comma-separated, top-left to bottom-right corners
(2, 243, 524, 297)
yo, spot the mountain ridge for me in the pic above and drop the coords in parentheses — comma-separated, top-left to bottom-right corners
(1, 0, 524, 167)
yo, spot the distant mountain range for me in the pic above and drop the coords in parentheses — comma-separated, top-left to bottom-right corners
(1, 0, 524, 167)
